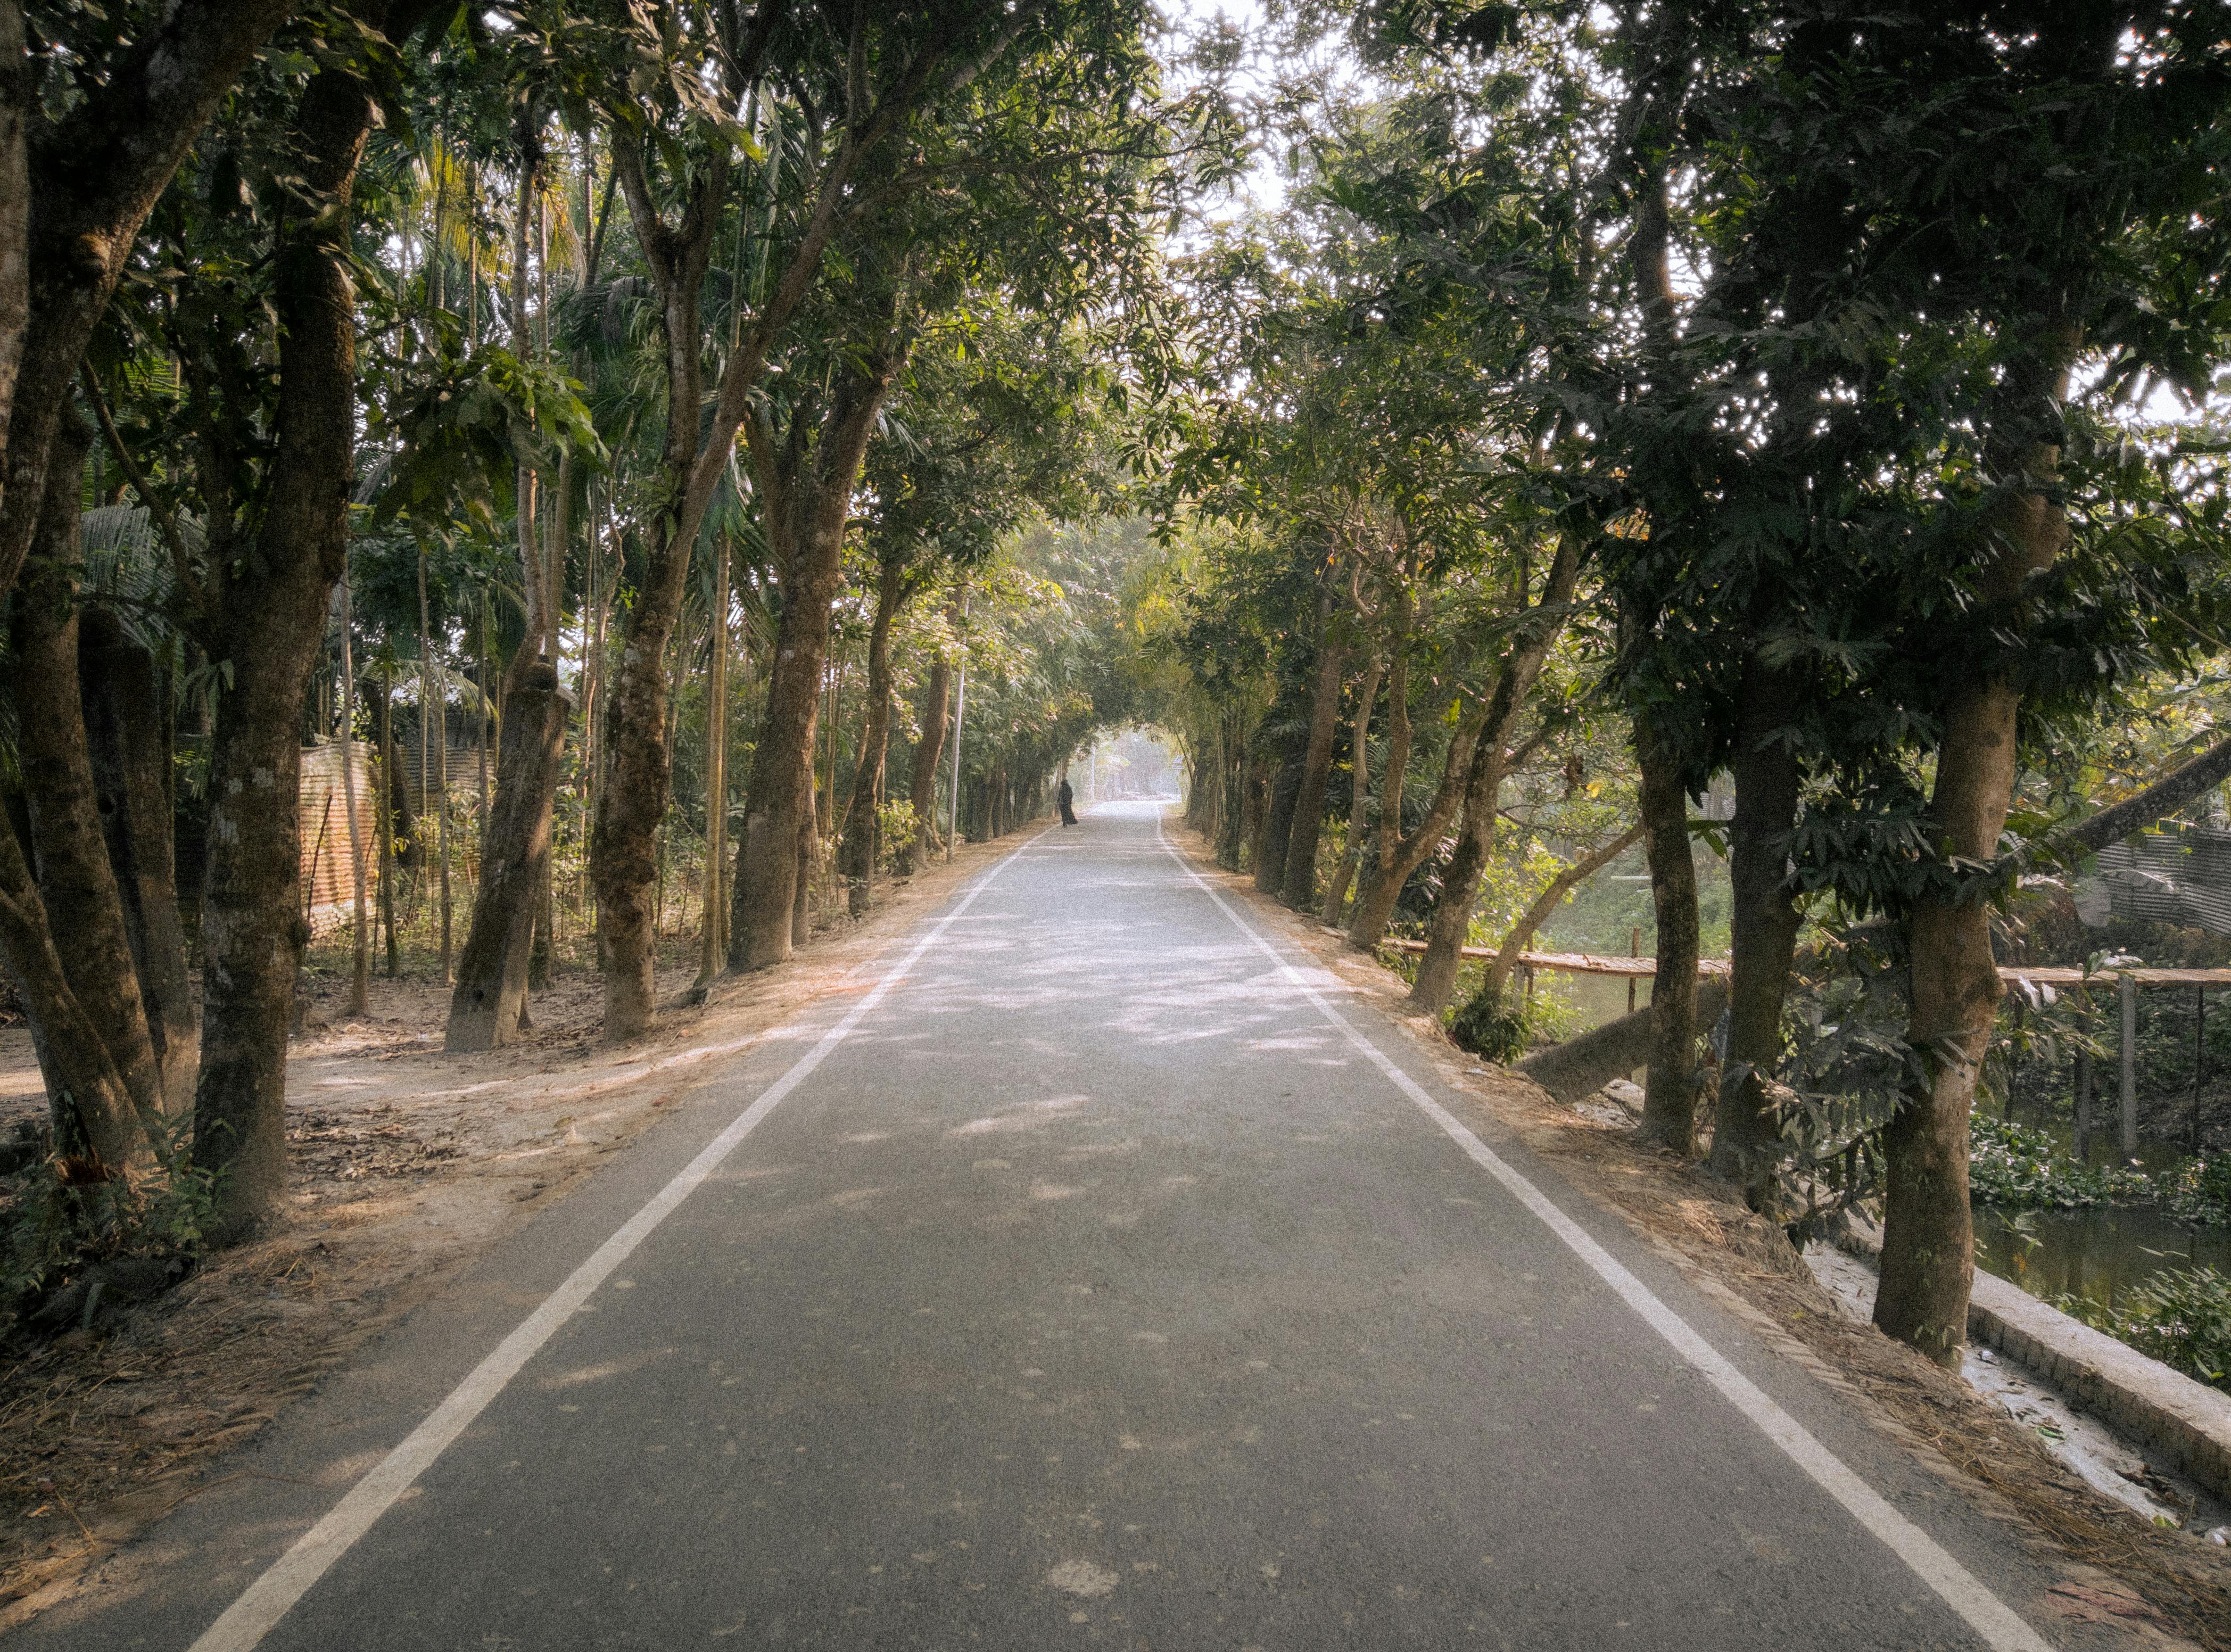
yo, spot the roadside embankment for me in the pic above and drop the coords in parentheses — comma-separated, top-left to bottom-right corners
(1971, 1269, 2231, 1510)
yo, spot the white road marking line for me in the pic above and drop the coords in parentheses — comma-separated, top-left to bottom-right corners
(188, 832, 1052, 1652)
(1152, 813, 2053, 1652)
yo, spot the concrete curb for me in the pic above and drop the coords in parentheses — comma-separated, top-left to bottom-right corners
(1966, 1268, 2231, 1505)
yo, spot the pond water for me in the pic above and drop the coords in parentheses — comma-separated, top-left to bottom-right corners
(1558, 969, 1650, 1032)
(1515, 968, 2231, 1315)
(1974, 1203, 2231, 1314)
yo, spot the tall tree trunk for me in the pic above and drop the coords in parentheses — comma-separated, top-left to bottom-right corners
(1709, 662, 1805, 1200)
(337, 579, 369, 1017)
(417, 549, 450, 981)
(196, 47, 381, 1240)
(819, 659, 840, 839)
(0, 0, 26, 478)
(376, 675, 399, 976)
(8, 415, 168, 1154)
(1634, 717, 1703, 1153)
(841, 558, 903, 915)
(1321, 657, 1381, 926)
(1410, 536, 1583, 1012)
(529, 853, 552, 990)
(577, 488, 606, 872)
(1408, 729, 1509, 1016)
(449, 152, 551, 1031)
(508, 158, 544, 683)
(0, 0, 299, 606)
(80, 607, 197, 1105)
(591, 145, 722, 1035)
(1375, 637, 1412, 868)
(734, 554, 833, 971)
(1214, 717, 1246, 869)
(1345, 700, 1487, 948)
(447, 664, 568, 1050)
(475, 593, 492, 846)
(696, 533, 731, 989)
(728, 358, 902, 971)
(1242, 746, 1270, 873)
(904, 655, 952, 874)
(791, 774, 818, 949)
(1280, 601, 1346, 911)
(0, 791, 146, 1154)
(1254, 742, 1304, 895)
(1877, 332, 2077, 1366)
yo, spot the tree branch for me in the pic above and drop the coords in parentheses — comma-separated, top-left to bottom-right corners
(1485, 822, 1646, 995)
(2048, 734, 2231, 858)
(81, 362, 197, 613)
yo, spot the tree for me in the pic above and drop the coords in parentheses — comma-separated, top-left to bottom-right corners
(837, 309, 1116, 910)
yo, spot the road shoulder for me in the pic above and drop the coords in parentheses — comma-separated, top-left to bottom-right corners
(1162, 817, 2231, 1652)
(0, 833, 1030, 1631)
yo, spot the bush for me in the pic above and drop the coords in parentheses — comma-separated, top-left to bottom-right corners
(1448, 981, 1531, 1063)
(875, 800, 921, 872)
(2156, 1154, 2231, 1227)
(1445, 977, 1581, 1063)
(1969, 1116, 2225, 1224)
(1968, 1115, 2151, 1209)
(2061, 1266, 2231, 1392)
(2, 1158, 220, 1335)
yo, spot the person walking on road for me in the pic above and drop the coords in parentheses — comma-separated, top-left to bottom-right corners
(1057, 776, 1078, 826)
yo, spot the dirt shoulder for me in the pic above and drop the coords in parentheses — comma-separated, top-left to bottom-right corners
(1167, 823, 2231, 1652)
(0, 833, 1028, 1629)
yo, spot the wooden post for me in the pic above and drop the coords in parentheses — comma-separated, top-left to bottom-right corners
(1627, 924, 1640, 1015)
(2120, 972, 2138, 1159)
(697, 534, 730, 992)
(304, 794, 334, 925)
(947, 598, 969, 860)
(2074, 987, 2094, 1162)
(2195, 984, 2205, 1155)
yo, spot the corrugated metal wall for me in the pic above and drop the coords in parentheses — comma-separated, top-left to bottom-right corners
(390, 730, 483, 817)
(2095, 827, 2231, 935)
(300, 741, 377, 938)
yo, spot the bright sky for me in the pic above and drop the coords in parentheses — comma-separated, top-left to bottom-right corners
(1160, 0, 1290, 220)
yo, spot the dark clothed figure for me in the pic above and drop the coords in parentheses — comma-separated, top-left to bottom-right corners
(1057, 779, 1078, 826)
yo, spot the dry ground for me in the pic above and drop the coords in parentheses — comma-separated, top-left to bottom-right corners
(1166, 824, 2231, 1652)
(0, 833, 1027, 1630)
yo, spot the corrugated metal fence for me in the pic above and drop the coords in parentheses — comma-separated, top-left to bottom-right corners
(300, 741, 376, 938)
(2095, 827, 2231, 936)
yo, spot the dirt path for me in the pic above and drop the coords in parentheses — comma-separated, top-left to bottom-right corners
(0, 836, 1024, 1628)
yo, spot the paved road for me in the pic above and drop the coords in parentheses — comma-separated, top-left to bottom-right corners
(34, 805, 2079, 1650)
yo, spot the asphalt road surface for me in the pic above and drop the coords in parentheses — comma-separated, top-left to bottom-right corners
(32, 803, 2081, 1651)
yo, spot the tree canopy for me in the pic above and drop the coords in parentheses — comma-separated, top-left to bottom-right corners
(2, 0, 2229, 1381)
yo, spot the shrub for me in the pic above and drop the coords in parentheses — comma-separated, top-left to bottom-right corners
(2156, 1154, 2231, 1228)
(1446, 977, 1580, 1063)
(1448, 981, 1531, 1064)
(2061, 1266, 2231, 1393)
(2, 1157, 220, 1333)
(1968, 1115, 2150, 1209)
(875, 801, 921, 872)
